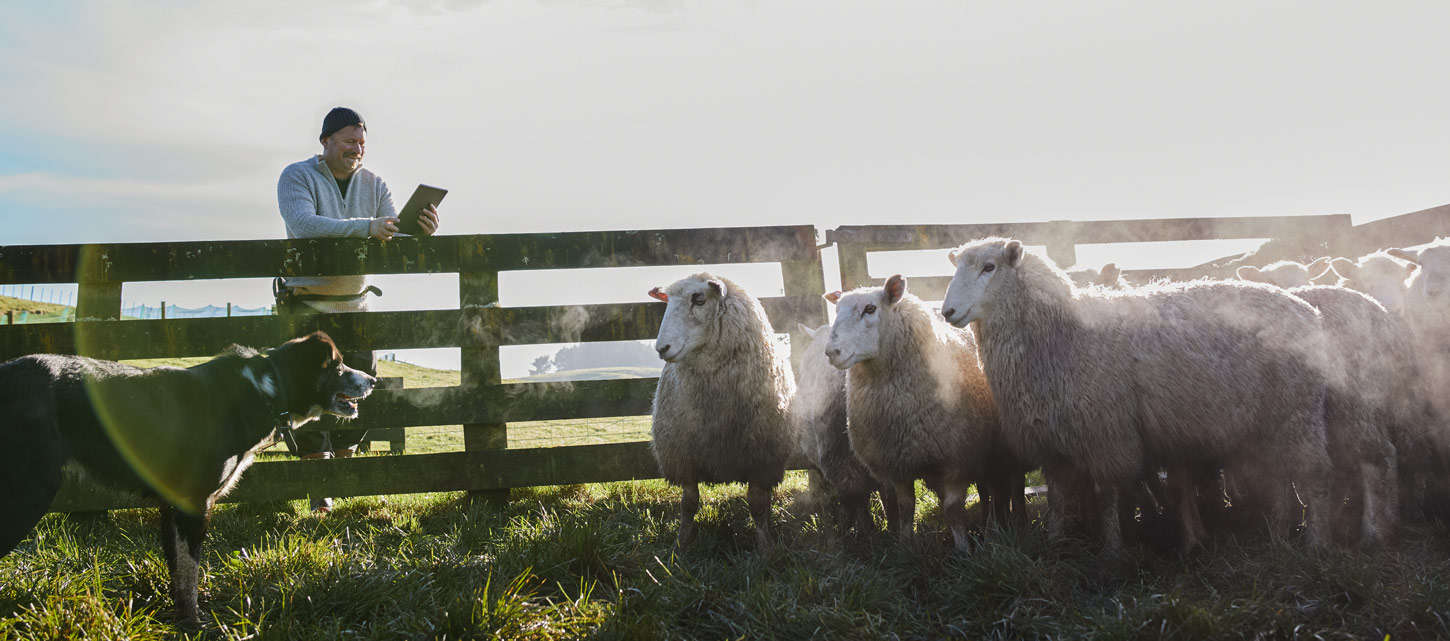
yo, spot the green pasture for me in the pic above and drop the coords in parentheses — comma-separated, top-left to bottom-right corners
(4, 326, 1450, 639)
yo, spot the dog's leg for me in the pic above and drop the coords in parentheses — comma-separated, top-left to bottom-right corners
(159, 504, 208, 631)
(0, 435, 63, 557)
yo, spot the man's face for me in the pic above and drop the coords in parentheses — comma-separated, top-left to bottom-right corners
(320, 125, 366, 178)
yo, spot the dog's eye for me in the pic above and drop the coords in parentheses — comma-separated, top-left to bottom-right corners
(691, 293, 705, 306)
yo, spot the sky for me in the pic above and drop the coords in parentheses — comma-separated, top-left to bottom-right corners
(2, 0, 1448, 374)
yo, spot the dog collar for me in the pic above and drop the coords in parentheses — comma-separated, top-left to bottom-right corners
(265, 356, 293, 430)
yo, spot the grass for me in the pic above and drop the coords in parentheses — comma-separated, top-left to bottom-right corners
(6, 474, 1450, 640)
(0, 294, 71, 324)
(10, 356, 1450, 638)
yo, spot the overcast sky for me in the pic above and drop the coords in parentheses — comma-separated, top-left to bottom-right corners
(3, 0, 1448, 372)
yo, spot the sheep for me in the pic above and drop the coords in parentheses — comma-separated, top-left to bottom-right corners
(1328, 251, 1417, 316)
(1067, 263, 1127, 290)
(1339, 244, 1450, 519)
(648, 273, 797, 551)
(823, 274, 1026, 549)
(1237, 262, 1410, 544)
(1233, 258, 1334, 290)
(942, 238, 1334, 554)
(792, 322, 895, 535)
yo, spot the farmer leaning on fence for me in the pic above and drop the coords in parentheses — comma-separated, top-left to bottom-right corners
(274, 106, 442, 513)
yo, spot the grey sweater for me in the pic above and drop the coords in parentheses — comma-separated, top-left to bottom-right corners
(277, 155, 397, 312)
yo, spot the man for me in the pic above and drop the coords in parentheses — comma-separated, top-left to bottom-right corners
(275, 106, 440, 513)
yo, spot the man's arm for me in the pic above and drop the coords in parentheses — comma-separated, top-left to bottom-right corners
(277, 166, 372, 238)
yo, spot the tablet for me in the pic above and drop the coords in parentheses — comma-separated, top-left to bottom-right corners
(396, 184, 447, 235)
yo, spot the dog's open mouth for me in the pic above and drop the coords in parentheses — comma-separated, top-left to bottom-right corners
(334, 392, 367, 413)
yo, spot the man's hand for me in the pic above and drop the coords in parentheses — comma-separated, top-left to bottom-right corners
(416, 204, 440, 236)
(370, 217, 401, 241)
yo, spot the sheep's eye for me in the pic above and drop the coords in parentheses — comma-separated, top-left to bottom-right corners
(691, 293, 705, 306)
(863, 304, 877, 316)
(983, 263, 996, 273)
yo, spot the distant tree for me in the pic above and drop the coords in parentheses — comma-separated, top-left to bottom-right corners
(529, 355, 555, 376)
(552, 341, 659, 371)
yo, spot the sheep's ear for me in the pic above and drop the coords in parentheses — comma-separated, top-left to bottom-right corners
(1099, 263, 1121, 285)
(1235, 266, 1264, 282)
(1387, 248, 1420, 265)
(798, 323, 817, 338)
(885, 274, 907, 305)
(947, 249, 960, 267)
(1307, 258, 1334, 281)
(707, 279, 727, 298)
(1328, 257, 1356, 280)
(1003, 240, 1023, 266)
(823, 291, 842, 305)
(648, 286, 668, 302)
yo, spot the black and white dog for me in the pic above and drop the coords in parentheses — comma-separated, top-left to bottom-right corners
(0, 331, 375, 630)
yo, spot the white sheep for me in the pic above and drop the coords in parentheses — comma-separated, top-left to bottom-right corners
(1328, 251, 1417, 316)
(1340, 243, 1450, 519)
(942, 238, 1334, 554)
(792, 322, 894, 534)
(1067, 263, 1127, 290)
(1237, 262, 1409, 544)
(648, 273, 797, 551)
(823, 274, 1026, 549)
(1233, 258, 1334, 290)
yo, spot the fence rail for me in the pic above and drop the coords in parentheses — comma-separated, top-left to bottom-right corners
(0, 225, 827, 511)
(2, 208, 1446, 513)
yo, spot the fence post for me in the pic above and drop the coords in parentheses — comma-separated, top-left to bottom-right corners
(459, 241, 509, 509)
(781, 228, 828, 373)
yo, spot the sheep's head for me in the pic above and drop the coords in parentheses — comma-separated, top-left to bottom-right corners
(942, 238, 1023, 328)
(652, 274, 728, 363)
(1331, 252, 1416, 315)
(822, 274, 907, 370)
(1066, 267, 1102, 289)
(1067, 262, 1127, 290)
(1235, 259, 1329, 289)
(1391, 240, 1450, 303)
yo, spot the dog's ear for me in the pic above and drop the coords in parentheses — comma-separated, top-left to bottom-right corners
(283, 331, 342, 369)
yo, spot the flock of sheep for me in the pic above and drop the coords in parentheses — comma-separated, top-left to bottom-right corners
(645, 236, 1450, 555)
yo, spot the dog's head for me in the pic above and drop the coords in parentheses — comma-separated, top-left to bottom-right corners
(266, 331, 376, 425)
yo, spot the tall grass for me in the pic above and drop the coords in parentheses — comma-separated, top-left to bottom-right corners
(5, 475, 1450, 640)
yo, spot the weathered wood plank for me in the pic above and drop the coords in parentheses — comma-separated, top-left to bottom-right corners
(831, 215, 1355, 251)
(457, 226, 818, 272)
(0, 226, 816, 284)
(1344, 205, 1450, 255)
(0, 237, 459, 284)
(49, 444, 817, 511)
(0, 310, 474, 361)
(333, 378, 657, 431)
(0, 297, 822, 361)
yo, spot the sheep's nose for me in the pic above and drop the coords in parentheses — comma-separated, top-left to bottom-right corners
(942, 307, 956, 320)
(656, 344, 671, 356)
(825, 348, 840, 360)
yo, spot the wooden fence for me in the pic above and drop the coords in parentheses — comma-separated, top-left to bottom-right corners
(0, 226, 826, 511)
(830, 204, 1450, 298)
(2, 206, 1446, 513)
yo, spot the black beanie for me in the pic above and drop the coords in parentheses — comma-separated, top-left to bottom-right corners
(320, 107, 366, 141)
